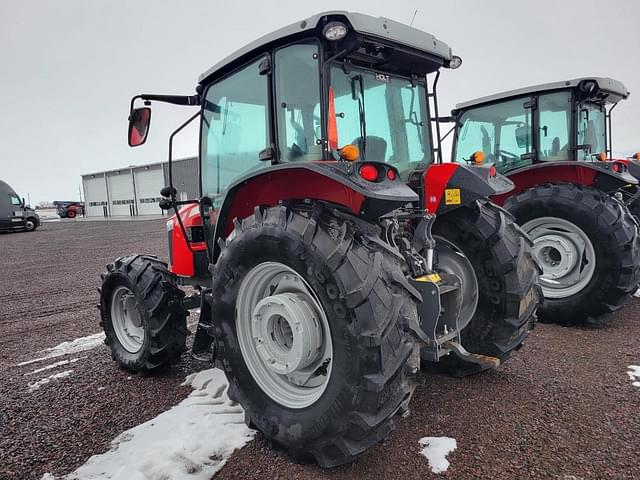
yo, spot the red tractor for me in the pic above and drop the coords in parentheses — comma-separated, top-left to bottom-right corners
(99, 12, 539, 466)
(449, 77, 640, 325)
(54, 201, 84, 218)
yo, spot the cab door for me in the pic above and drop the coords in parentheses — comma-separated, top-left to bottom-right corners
(8, 194, 26, 229)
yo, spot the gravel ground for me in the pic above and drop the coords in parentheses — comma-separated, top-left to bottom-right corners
(0, 220, 201, 480)
(1, 220, 639, 479)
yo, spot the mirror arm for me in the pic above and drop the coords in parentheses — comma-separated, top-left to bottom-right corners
(130, 94, 200, 113)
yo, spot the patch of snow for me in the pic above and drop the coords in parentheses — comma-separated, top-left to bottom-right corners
(419, 436, 457, 474)
(97, 387, 106, 392)
(633, 288, 640, 298)
(41, 368, 255, 480)
(28, 370, 73, 392)
(628, 365, 640, 388)
(26, 357, 84, 375)
(17, 333, 105, 367)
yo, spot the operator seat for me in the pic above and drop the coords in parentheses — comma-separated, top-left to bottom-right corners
(353, 136, 387, 162)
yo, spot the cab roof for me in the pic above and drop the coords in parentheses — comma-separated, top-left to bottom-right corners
(198, 11, 454, 84)
(453, 77, 630, 114)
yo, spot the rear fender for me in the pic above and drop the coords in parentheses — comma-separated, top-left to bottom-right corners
(423, 163, 513, 214)
(210, 161, 418, 261)
(491, 161, 638, 205)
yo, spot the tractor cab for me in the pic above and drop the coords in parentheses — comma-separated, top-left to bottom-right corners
(451, 77, 630, 174)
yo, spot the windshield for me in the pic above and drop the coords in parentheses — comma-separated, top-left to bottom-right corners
(576, 102, 606, 160)
(330, 64, 432, 178)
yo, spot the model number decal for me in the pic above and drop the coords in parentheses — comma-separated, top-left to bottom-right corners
(374, 73, 390, 82)
(444, 189, 461, 205)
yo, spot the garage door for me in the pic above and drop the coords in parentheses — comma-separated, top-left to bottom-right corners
(134, 166, 164, 215)
(107, 171, 135, 216)
(83, 175, 108, 217)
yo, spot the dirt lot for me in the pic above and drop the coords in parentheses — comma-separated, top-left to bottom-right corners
(1, 220, 639, 480)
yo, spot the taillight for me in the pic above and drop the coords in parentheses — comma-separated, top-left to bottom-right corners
(359, 164, 380, 182)
(386, 168, 397, 181)
(612, 162, 626, 174)
(489, 165, 497, 177)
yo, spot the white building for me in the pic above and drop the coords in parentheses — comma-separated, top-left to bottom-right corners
(82, 157, 198, 217)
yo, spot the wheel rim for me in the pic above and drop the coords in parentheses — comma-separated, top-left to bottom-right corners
(522, 217, 596, 299)
(236, 262, 333, 409)
(434, 236, 479, 330)
(111, 285, 145, 353)
(25, 220, 35, 231)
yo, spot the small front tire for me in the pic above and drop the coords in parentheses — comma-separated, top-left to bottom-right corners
(99, 254, 188, 373)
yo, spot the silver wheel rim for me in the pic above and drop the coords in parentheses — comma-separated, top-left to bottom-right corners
(522, 217, 596, 299)
(25, 220, 35, 231)
(434, 236, 479, 330)
(111, 285, 145, 353)
(236, 262, 333, 409)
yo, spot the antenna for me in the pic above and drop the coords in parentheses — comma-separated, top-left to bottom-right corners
(409, 9, 418, 27)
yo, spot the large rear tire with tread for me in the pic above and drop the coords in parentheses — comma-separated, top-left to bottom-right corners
(428, 200, 541, 377)
(211, 205, 419, 468)
(505, 183, 640, 325)
(99, 254, 188, 373)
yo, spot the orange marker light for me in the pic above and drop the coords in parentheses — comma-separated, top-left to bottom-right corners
(597, 152, 607, 162)
(633, 152, 640, 161)
(471, 151, 485, 165)
(339, 144, 360, 161)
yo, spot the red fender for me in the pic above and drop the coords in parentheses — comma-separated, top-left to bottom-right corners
(492, 163, 601, 206)
(221, 169, 365, 237)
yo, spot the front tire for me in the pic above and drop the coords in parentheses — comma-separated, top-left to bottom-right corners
(99, 254, 188, 373)
(429, 200, 541, 377)
(25, 217, 38, 231)
(212, 205, 418, 467)
(505, 183, 640, 325)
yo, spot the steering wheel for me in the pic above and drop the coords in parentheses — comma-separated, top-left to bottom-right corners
(498, 149, 519, 161)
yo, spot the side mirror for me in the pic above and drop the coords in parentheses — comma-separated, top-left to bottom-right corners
(128, 107, 151, 147)
(21, 197, 26, 207)
(515, 126, 529, 149)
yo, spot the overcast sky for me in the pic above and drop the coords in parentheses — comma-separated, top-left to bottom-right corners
(1, 0, 639, 205)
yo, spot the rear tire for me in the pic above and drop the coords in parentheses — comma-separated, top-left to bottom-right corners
(67, 209, 76, 218)
(99, 254, 188, 373)
(212, 205, 418, 467)
(505, 183, 640, 325)
(428, 200, 541, 377)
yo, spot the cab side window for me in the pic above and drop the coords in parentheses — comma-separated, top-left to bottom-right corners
(10, 195, 21, 206)
(201, 58, 270, 197)
(274, 43, 321, 162)
(455, 98, 531, 173)
(538, 92, 571, 161)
